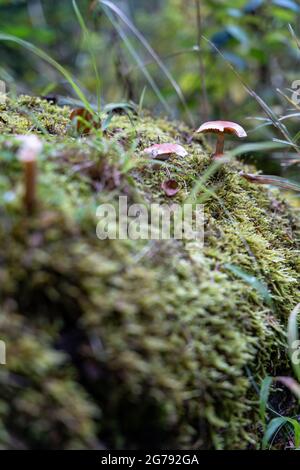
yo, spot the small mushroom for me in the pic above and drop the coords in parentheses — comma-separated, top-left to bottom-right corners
(161, 179, 180, 197)
(143, 143, 188, 160)
(196, 120, 247, 158)
(17, 135, 43, 213)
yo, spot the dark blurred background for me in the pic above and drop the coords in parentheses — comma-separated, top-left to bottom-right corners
(0, 0, 300, 180)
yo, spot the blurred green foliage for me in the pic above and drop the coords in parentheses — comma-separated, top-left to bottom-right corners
(0, 0, 300, 172)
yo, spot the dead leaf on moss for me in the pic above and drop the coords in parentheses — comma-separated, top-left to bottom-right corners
(70, 108, 100, 135)
(239, 171, 300, 192)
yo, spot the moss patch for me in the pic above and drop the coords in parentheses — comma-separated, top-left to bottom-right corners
(0, 95, 299, 449)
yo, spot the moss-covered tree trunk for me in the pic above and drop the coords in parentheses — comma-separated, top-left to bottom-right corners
(0, 96, 299, 449)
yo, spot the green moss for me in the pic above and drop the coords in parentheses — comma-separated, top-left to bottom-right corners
(0, 95, 299, 449)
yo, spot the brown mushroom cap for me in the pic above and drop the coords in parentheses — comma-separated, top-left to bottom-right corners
(196, 121, 247, 138)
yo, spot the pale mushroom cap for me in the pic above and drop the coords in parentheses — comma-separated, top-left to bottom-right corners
(143, 143, 188, 158)
(196, 121, 247, 138)
(16, 135, 43, 162)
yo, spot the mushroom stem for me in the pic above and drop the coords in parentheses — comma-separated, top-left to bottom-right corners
(23, 158, 37, 214)
(213, 133, 225, 158)
(16, 135, 42, 214)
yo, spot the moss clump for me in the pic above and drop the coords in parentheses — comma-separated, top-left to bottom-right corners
(0, 95, 299, 449)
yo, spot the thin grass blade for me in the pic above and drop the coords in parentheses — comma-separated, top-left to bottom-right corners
(259, 376, 273, 431)
(224, 264, 273, 307)
(0, 33, 92, 113)
(72, 0, 101, 112)
(99, 0, 194, 125)
(289, 24, 300, 51)
(102, 7, 172, 116)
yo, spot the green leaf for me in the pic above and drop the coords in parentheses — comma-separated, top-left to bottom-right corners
(263, 417, 285, 449)
(288, 304, 300, 382)
(227, 25, 249, 46)
(224, 264, 273, 307)
(263, 416, 300, 449)
(103, 102, 136, 113)
(101, 113, 114, 132)
(272, 0, 300, 13)
(259, 376, 273, 430)
(271, 6, 296, 21)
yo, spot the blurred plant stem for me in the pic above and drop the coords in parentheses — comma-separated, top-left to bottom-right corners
(195, 0, 209, 121)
